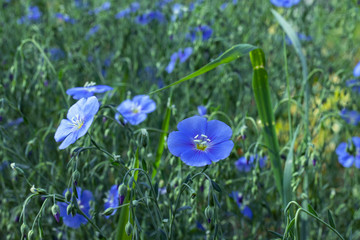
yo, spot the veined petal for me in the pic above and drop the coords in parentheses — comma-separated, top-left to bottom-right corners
(59, 131, 79, 149)
(338, 154, 354, 168)
(180, 149, 212, 167)
(335, 142, 347, 156)
(167, 131, 194, 157)
(54, 119, 75, 142)
(207, 140, 234, 162)
(177, 116, 207, 138)
(126, 113, 147, 125)
(83, 96, 100, 118)
(206, 119, 232, 144)
(67, 98, 86, 120)
(66, 87, 93, 100)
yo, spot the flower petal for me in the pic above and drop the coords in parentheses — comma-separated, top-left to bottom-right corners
(83, 96, 100, 119)
(54, 119, 75, 142)
(206, 120, 232, 144)
(352, 137, 360, 148)
(338, 154, 354, 168)
(177, 116, 207, 138)
(126, 113, 147, 125)
(355, 155, 360, 169)
(80, 190, 94, 210)
(180, 149, 212, 167)
(335, 142, 347, 156)
(67, 98, 86, 120)
(167, 131, 194, 157)
(66, 87, 93, 100)
(207, 140, 234, 162)
(59, 131, 79, 149)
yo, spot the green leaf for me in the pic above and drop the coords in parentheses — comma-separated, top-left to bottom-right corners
(307, 204, 318, 217)
(249, 48, 283, 203)
(328, 210, 336, 228)
(150, 44, 257, 94)
(152, 94, 172, 179)
(267, 230, 283, 238)
(284, 219, 295, 236)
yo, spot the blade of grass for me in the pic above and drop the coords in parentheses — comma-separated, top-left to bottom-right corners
(149, 44, 257, 94)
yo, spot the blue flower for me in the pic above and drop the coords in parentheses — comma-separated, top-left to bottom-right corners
(167, 116, 234, 167)
(58, 187, 93, 228)
(89, 2, 111, 14)
(220, 3, 228, 10)
(229, 191, 253, 219)
(104, 185, 119, 218)
(54, 97, 100, 149)
(85, 25, 100, 40)
(197, 106, 207, 116)
(354, 61, 360, 77)
(346, 79, 360, 93)
(235, 155, 267, 172)
(187, 25, 213, 42)
(336, 137, 360, 168)
(115, 3, 140, 20)
(115, 95, 156, 125)
(270, 0, 301, 8)
(55, 13, 76, 24)
(135, 11, 165, 25)
(165, 48, 193, 73)
(49, 48, 65, 61)
(18, 6, 42, 24)
(171, 3, 185, 21)
(340, 109, 360, 126)
(66, 84, 113, 100)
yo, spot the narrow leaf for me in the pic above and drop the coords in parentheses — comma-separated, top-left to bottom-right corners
(150, 44, 257, 94)
(328, 210, 336, 228)
(211, 180, 222, 193)
(307, 204, 318, 217)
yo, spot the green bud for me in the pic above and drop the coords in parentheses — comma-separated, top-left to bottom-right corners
(102, 208, 115, 216)
(72, 170, 80, 183)
(65, 190, 71, 202)
(20, 223, 28, 235)
(66, 204, 73, 216)
(132, 200, 139, 206)
(139, 128, 148, 147)
(204, 206, 214, 223)
(51, 204, 60, 215)
(118, 184, 127, 197)
(125, 221, 133, 236)
(28, 230, 34, 240)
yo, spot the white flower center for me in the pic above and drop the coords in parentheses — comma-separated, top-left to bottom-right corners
(193, 134, 211, 151)
(70, 114, 84, 129)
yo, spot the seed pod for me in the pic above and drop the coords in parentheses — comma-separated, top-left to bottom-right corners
(125, 221, 133, 236)
(204, 206, 214, 223)
(52, 204, 60, 222)
(65, 190, 71, 202)
(103, 207, 115, 216)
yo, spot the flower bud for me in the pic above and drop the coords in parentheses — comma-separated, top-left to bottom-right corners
(65, 190, 71, 202)
(20, 223, 28, 236)
(128, 176, 135, 188)
(66, 204, 73, 216)
(103, 207, 115, 216)
(139, 128, 148, 147)
(118, 184, 127, 205)
(204, 206, 214, 223)
(132, 200, 139, 206)
(125, 221, 133, 236)
(28, 230, 34, 240)
(72, 170, 80, 186)
(52, 204, 60, 223)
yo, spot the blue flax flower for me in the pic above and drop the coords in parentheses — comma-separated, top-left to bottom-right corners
(336, 137, 360, 168)
(346, 79, 360, 93)
(187, 25, 213, 42)
(18, 6, 42, 24)
(135, 11, 165, 25)
(49, 48, 65, 61)
(85, 25, 100, 40)
(116, 3, 140, 19)
(167, 116, 234, 167)
(165, 48, 193, 73)
(197, 106, 207, 116)
(55, 13, 76, 24)
(354, 61, 360, 77)
(229, 191, 253, 219)
(115, 95, 156, 125)
(66, 83, 113, 100)
(270, 0, 300, 8)
(104, 185, 119, 218)
(235, 155, 267, 172)
(54, 97, 99, 149)
(340, 109, 360, 126)
(58, 187, 93, 228)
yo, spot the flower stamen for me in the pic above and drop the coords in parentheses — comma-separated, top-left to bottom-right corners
(194, 134, 211, 151)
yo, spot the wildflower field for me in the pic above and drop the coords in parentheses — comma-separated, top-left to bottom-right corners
(1, 0, 360, 239)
